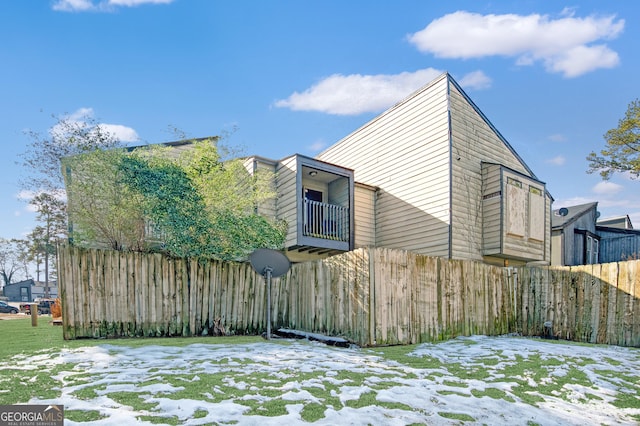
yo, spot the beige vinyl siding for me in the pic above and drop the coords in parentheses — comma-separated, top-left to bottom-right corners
(482, 164, 547, 263)
(449, 82, 537, 261)
(317, 74, 451, 257)
(275, 156, 298, 248)
(354, 183, 376, 248)
(328, 178, 348, 206)
(481, 163, 502, 254)
(501, 171, 546, 261)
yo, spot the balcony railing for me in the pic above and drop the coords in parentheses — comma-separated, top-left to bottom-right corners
(303, 199, 349, 242)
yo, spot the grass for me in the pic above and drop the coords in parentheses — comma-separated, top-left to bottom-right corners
(1, 317, 639, 424)
(0, 317, 261, 407)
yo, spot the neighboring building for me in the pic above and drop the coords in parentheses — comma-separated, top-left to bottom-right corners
(3, 279, 35, 302)
(597, 215, 633, 230)
(32, 281, 58, 300)
(551, 203, 640, 265)
(597, 215, 640, 263)
(3, 279, 58, 302)
(551, 203, 599, 266)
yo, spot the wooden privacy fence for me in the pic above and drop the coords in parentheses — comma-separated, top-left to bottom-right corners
(518, 263, 640, 347)
(57, 245, 640, 347)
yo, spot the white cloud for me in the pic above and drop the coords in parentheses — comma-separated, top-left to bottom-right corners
(548, 44, 620, 78)
(546, 155, 566, 166)
(592, 181, 623, 195)
(16, 190, 36, 202)
(552, 196, 596, 210)
(308, 139, 327, 152)
(68, 107, 95, 121)
(548, 134, 567, 143)
(457, 70, 492, 90)
(17, 189, 67, 212)
(53, 0, 173, 12)
(52, 0, 95, 12)
(274, 68, 444, 115)
(407, 10, 624, 77)
(52, 108, 139, 143)
(98, 123, 139, 142)
(618, 171, 640, 181)
(275, 69, 492, 116)
(109, 0, 173, 5)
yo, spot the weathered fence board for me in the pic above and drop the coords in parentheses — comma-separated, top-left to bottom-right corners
(518, 260, 640, 347)
(57, 245, 640, 347)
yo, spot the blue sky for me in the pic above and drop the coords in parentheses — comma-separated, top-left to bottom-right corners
(1, 0, 639, 241)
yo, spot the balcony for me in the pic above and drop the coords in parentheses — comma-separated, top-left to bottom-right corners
(303, 199, 349, 242)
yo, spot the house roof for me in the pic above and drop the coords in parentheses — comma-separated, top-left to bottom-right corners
(551, 202, 598, 229)
(126, 136, 219, 151)
(597, 215, 634, 230)
(596, 225, 640, 236)
(4, 279, 34, 287)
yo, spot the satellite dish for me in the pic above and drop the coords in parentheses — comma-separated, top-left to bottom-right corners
(249, 249, 291, 339)
(558, 207, 569, 217)
(250, 249, 290, 278)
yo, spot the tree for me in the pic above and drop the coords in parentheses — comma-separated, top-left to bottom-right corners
(587, 99, 640, 180)
(178, 140, 277, 216)
(30, 193, 67, 298)
(66, 138, 286, 260)
(176, 140, 285, 259)
(119, 153, 215, 258)
(0, 239, 23, 289)
(21, 114, 123, 194)
(64, 148, 147, 251)
(18, 114, 124, 283)
(11, 239, 33, 281)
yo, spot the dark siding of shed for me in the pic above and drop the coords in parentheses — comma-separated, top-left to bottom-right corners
(599, 231, 640, 263)
(561, 208, 598, 266)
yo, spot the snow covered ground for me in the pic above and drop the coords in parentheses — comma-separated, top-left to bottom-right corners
(10, 335, 640, 425)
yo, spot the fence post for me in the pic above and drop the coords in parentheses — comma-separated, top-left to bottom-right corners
(368, 247, 376, 346)
(30, 303, 38, 327)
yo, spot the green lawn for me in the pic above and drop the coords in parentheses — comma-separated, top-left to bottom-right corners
(1, 317, 639, 425)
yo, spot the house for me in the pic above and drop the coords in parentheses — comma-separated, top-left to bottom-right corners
(551, 203, 640, 265)
(66, 73, 552, 266)
(249, 72, 552, 265)
(3, 279, 35, 302)
(2, 279, 58, 302)
(551, 202, 599, 266)
(597, 215, 640, 262)
(31, 281, 58, 300)
(597, 215, 633, 230)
